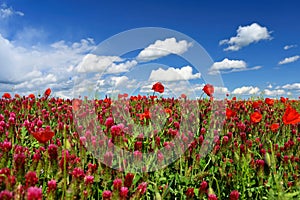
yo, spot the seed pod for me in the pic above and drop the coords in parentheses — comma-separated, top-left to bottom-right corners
(264, 152, 271, 167)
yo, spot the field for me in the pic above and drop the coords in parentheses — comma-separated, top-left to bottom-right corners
(0, 86, 300, 200)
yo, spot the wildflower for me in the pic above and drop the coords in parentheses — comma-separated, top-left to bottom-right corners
(25, 171, 38, 187)
(265, 98, 274, 106)
(250, 112, 262, 123)
(48, 144, 58, 160)
(102, 190, 112, 200)
(84, 175, 94, 185)
(31, 127, 55, 144)
(124, 173, 134, 188)
(199, 180, 208, 192)
(226, 108, 236, 119)
(137, 182, 147, 194)
(202, 84, 214, 97)
(270, 123, 280, 132)
(0, 190, 13, 200)
(113, 178, 122, 190)
(2, 93, 11, 99)
(152, 82, 164, 93)
(186, 187, 194, 198)
(71, 167, 85, 179)
(47, 179, 57, 192)
(282, 105, 300, 125)
(230, 190, 240, 200)
(119, 187, 129, 198)
(44, 88, 51, 97)
(27, 186, 42, 200)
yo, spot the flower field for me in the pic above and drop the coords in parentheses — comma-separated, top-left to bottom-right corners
(0, 85, 300, 200)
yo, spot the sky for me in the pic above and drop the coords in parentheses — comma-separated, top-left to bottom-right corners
(0, 0, 300, 99)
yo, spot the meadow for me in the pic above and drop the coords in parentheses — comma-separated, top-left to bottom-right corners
(0, 84, 300, 200)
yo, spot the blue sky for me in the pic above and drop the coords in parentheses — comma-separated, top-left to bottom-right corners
(0, 0, 299, 99)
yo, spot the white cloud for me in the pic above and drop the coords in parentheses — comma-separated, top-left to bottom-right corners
(232, 86, 260, 95)
(137, 37, 192, 61)
(282, 83, 300, 90)
(0, 3, 24, 19)
(220, 23, 272, 51)
(278, 55, 300, 65)
(106, 60, 137, 74)
(267, 84, 273, 89)
(0, 33, 98, 95)
(76, 54, 123, 73)
(209, 58, 261, 74)
(149, 66, 200, 81)
(284, 44, 297, 50)
(264, 89, 285, 96)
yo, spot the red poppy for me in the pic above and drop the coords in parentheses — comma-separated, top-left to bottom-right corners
(44, 88, 51, 97)
(152, 82, 164, 93)
(2, 93, 11, 99)
(202, 84, 214, 97)
(265, 98, 274, 106)
(150, 95, 157, 100)
(181, 94, 187, 99)
(72, 99, 82, 112)
(282, 105, 300, 125)
(232, 97, 237, 101)
(250, 112, 262, 123)
(118, 94, 124, 99)
(226, 108, 236, 119)
(28, 94, 35, 99)
(280, 97, 287, 103)
(123, 93, 128, 98)
(140, 110, 151, 120)
(165, 108, 172, 116)
(270, 123, 280, 132)
(31, 129, 55, 143)
(15, 94, 20, 98)
(252, 101, 262, 109)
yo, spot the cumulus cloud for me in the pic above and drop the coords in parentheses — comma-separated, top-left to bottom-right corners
(209, 58, 261, 74)
(0, 3, 24, 19)
(219, 23, 272, 51)
(106, 60, 138, 74)
(76, 54, 123, 73)
(0, 33, 98, 95)
(284, 44, 297, 50)
(282, 83, 300, 90)
(264, 89, 285, 96)
(232, 86, 260, 95)
(278, 55, 300, 65)
(137, 37, 192, 61)
(149, 66, 201, 81)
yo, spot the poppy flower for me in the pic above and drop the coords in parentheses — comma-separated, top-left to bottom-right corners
(265, 98, 274, 106)
(140, 110, 151, 120)
(152, 82, 164, 93)
(202, 84, 214, 97)
(250, 112, 262, 123)
(28, 94, 35, 99)
(181, 93, 187, 99)
(118, 94, 124, 99)
(165, 108, 172, 116)
(31, 128, 55, 143)
(270, 123, 280, 132)
(2, 93, 11, 99)
(226, 108, 236, 119)
(72, 99, 81, 112)
(280, 97, 287, 103)
(15, 94, 20, 98)
(44, 88, 51, 97)
(282, 105, 300, 125)
(252, 101, 262, 109)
